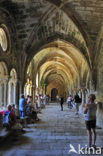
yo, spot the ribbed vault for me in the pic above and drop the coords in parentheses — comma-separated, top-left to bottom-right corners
(27, 39, 90, 95)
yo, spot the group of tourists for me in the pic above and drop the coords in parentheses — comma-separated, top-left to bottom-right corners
(35, 94, 50, 108)
(0, 94, 40, 130)
(19, 94, 39, 121)
(0, 104, 17, 130)
(0, 92, 98, 150)
(67, 93, 82, 114)
(57, 93, 81, 114)
(57, 93, 97, 150)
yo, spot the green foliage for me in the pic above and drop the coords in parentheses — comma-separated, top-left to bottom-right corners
(41, 79, 45, 86)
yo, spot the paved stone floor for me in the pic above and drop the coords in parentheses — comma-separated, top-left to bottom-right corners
(0, 103, 103, 156)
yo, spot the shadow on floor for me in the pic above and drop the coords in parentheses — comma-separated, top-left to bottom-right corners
(0, 132, 31, 151)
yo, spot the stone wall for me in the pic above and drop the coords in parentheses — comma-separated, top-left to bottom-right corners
(96, 103, 103, 128)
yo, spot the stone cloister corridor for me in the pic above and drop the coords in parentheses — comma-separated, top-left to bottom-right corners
(0, 0, 103, 155)
(0, 103, 103, 156)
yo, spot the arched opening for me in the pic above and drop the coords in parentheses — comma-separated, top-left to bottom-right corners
(51, 88, 58, 102)
(26, 38, 90, 108)
(8, 68, 17, 105)
(0, 61, 8, 106)
(0, 26, 8, 51)
(25, 6, 91, 108)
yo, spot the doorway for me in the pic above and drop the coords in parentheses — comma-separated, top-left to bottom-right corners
(51, 88, 58, 101)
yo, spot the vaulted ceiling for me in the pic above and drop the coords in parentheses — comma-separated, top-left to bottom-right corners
(0, 0, 103, 92)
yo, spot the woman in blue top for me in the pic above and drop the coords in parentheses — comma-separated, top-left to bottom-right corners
(19, 94, 26, 118)
(84, 94, 97, 148)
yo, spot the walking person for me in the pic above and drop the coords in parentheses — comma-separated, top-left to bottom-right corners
(60, 95, 64, 111)
(74, 93, 81, 115)
(84, 94, 97, 149)
(67, 95, 73, 109)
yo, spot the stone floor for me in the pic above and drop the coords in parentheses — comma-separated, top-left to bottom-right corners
(0, 103, 103, 156)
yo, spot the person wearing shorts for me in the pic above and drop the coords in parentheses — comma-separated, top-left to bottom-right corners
(84, 94, 97, 148)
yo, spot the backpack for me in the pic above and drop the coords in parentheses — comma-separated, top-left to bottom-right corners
(75, 95, 82, 103)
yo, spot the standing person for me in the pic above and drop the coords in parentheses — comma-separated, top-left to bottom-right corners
(60, 95, 64, 111)
(84, 94, 97, 148)
(56, 95, 59, 103)
(67, 95, 72, 109)
(43, 94, 47, 107)
(19, 94, 26, 118)
(74, 93, 81, 115)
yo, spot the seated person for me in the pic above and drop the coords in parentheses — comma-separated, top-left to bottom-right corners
(3, 105, 16, 129)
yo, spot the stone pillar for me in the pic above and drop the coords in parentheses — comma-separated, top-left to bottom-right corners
(30, 85, 32, 96)
(81, 88, 85, 107)
(24, 84, 26, 96)
(90, 80, 95, 93)
(8, 82, 11, 105)
(32, 86, 35, 103)
(19, 80, 22, 96)
(16, 80, 20, 109)
(85, 89, 89, 104)
(43, 85, 46, 95)
(4, 81, 7, 106)
(14, 82, 17, 105)
(78, 89, 81, 98)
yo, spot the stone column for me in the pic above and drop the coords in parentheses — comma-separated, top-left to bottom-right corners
(14, 82, 17, 105)
(4, 81, 8, 106)
(32, 86, 35, 103)
(1, 83, 4, 105)
(30, 85, 32, 96)
(8, 81, 11, 105)
(16, 80, 20, 109)
(90, 80, 95, 94)
(81, 88, 85, 107)
(42, 85, 45, 95)
(85, 89, 89, 104)
(19, 80, 24, 96)
(78, 89, 81, 98)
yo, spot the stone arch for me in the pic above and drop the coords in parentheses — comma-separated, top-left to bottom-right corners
(26, 37, 90, 101)
(0, 26, 8, 51)
(25, 5, 91, 102)
(25, 37, 91, 92)
(25, 2, 92, 59)
(0, 61, 8, 76)
(8, 68, 17, 105)
(26, 35, 91, 73)
(0, 8, 17, 54)
(45, 0, 92, 48)
(10, 68, 17, 79)
(0, 61, 8, 106)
